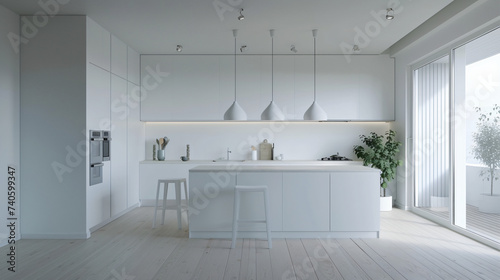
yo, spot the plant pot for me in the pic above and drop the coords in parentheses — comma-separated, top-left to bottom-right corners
(478, 194, 500, 213)
(380, 196, 392, 211)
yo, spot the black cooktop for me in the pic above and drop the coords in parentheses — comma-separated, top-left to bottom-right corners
(320, 154, 352, 161)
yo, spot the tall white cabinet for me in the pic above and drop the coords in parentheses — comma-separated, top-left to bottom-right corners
(86, 19, 144, 230)
(20, 16, 143, 239)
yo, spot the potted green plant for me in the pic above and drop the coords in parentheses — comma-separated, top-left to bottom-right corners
(472, 105, 500, 213)
(353, 130, 402, 211)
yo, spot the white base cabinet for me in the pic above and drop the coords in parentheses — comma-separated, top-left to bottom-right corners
(330, 172, 380, 231)
(283, 173, 330, 232)
(189, 165, 380, 238)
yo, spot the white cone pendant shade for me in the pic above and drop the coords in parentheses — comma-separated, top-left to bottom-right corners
(261, 29, 285, 121)
(224, 100, 247, 120)
(261, 100, 285, 120)
(303, 29, 327, 121)
(224, 29, 247, 120)
(304, 101, 327, 120)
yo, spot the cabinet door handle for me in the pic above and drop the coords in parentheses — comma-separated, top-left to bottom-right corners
(91, 163, 104, 167)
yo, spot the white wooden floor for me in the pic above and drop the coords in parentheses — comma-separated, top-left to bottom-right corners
(420, 204, 500, 243)
(1, 207, 500, 280)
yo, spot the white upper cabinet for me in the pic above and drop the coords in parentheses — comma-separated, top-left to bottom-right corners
(87, 18, 110, 71)
(127, 47, 140, 85)
(111, 35, 128, 80)
(87, 63, 111, 129)
(140, 54, 394, 121)
(300, 55, 394, 121)
(141, 55, 221, 121)
(355, 55, 394, 121)
(293, 55, 314, 120)
(272, 55, 295, 119)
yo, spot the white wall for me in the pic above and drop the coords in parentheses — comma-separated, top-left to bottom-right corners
(146, 122, 390, 161)
(391, 0, 500, 209)
(20, 16, 88, 238)
(145, 122, 396, 195)
(0, 5, 20, 246)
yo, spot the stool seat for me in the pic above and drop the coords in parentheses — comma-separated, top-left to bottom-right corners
(153, 178, 188, 229)
(231, 185, 272, 249)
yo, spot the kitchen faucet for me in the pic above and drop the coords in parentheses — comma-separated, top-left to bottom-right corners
(226, 148, 231, 160)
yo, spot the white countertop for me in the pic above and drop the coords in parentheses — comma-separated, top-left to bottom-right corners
(140, 160, 364, 166)
(189, 163, 379, 173)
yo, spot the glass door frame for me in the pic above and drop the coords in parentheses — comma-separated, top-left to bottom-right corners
(410, 51, 453, 225)
(408, 25, 500, 251)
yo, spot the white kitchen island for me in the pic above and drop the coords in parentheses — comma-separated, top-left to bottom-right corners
(189, 164, 381, 239)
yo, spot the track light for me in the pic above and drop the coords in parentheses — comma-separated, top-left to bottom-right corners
(238, 8, 245, 20)
(240, 45, 247, 52)
(290, 45, 298, 53)
(386, 8, 394, 20)
(352, 45, 360, 52)
(176, 45, 182, 52)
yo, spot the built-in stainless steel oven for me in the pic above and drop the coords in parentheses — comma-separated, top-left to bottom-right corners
(90, 130, 104, 186)
(102, 130, 111, 161)
(90, 130, 103, 164)
(90, 162, 104, 185)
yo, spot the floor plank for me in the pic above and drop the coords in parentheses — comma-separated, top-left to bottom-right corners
(301, 239, 343, 280)
(191, 239, 231, 280)
(336, 238, 393, 280)
(255, 240, 273, 280)
(286, 239, 319, 280)
(269, 239, 296, 280)
(223, 238, 243, 280)
(1, 207, 500, 280)
(319, 238, 370, 280)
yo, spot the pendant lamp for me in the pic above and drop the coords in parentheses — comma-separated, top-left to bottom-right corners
(261, 29, 285, 120)
(303, 29, 327, 121)
(224, 29, 247, 120)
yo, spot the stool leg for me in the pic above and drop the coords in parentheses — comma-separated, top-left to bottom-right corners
(153, 181, 161, 228)
(161, 183, 169, 225)
(183, 180, 189, 221)
(176, 181, 182, 230)
(231, 190, 240, 249)
(264, 189, 272, 249)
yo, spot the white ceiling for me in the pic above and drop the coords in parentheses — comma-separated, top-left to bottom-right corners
(0, 0, 458, 54)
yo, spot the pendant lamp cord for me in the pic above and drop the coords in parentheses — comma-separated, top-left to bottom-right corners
(271, 35, 274, 101)
(234, 35, 237, 101)
(314, 35, 316, 101)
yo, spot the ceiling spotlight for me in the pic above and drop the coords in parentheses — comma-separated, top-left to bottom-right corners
(386, 8, 394, 20)
(240, 45, 247, 52)
(238, 8, 245, 20)
(176, 45, 183, 52)
(352, 45, 360, 52)
(290, 45, 298, 53)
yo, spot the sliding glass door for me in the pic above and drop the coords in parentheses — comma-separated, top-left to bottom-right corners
(413, 27, 500, 243)
(413, 55, 451, 222)
(453, 27, 500, 242)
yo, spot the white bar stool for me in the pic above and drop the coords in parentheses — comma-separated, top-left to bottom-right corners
(153, 178, 188, 229)
(231, 185, 272, 249)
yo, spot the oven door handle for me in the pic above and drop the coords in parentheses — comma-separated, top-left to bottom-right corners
(91, 137, 104, 141)
(91, 163, 104, 167)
